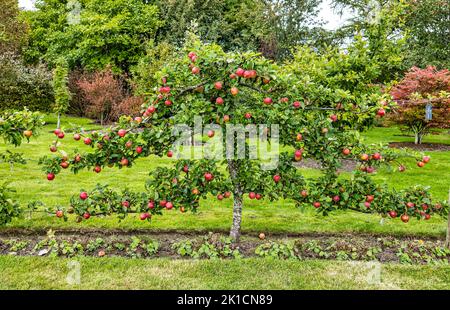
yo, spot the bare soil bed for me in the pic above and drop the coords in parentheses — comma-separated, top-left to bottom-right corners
(1, 230, 448, 264)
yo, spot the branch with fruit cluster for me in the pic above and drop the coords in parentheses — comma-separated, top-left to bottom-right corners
(0, 108, 44, 226)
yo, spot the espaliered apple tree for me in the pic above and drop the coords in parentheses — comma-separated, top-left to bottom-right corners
(40, 37, 448, 241)
(0, 108, 43, 225)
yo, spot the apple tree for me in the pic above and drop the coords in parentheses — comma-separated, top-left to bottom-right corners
(0, 108, 44, 225)
(40, 37, 448, 240)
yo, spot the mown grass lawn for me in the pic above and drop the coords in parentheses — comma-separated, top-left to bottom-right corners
(1, 114, 449, 236)
(1, 256, 449, 290)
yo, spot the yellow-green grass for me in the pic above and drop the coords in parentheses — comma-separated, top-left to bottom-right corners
(1, 115, 449, 236)
(1, 256, 449, 290)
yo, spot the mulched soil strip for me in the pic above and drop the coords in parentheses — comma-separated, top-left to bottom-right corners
(0, 228, 444, 240)
(388, 142, 450, 152)
(1, 229, 448, 264)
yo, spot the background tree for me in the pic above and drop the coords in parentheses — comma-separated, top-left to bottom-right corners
(388, 66, 450, 144)
(402, 0, 450, 69)
(0, 0, 28, 55)
(52, 58, 71, 129)
(40, 36, 447, 240)
(23, 0, 162, 73)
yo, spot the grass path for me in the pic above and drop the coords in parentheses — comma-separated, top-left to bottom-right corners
(1, 256, 449, 290)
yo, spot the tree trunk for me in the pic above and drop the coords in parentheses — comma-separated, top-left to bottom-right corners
(446, 189, 450, 249)
(414, 132, 423, 145)
(227, 160, 243, 242)
(57, 113, 61, 129)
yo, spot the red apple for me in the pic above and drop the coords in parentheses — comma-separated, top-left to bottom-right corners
(147, 105, 156, 114)
(83, 212, 91, 220)
(164, 100, 172, 106)
(333, 195, 340, 202)
(122, 201, 130, 208)
(216, 97, 224, 105)
(342, 148, 351, 156)
(244, 113, 252, 119)
(60, 161, 69, 169)
(183, 165, 189, 173)
(366, 195, 374, 202)
(230, 87, 239, 96)
(120, 158, 129, 166)
(223, 115, 230, 122)
(57, 132, 65, 139)
(214, 81, 223, 90)
(167, 150, 173, 158)
(47, 173, 55, 181)
(188, 51, 196, 59)
(422, 156, 430, 163)
(94, 165, 101, 173)
(292, 101, 301, 109)
(330, 114, 338, 122)
(224, 191, 231, 198)
(296, 133, 303, 141)
(372, 153, 381, 160)
(73, 133, 81, 141)
(50, 145, 57, 153)
(217, 194, 224, 201)
(364, 201, 371, 208)
(191, 66, 200, 74)
(136, 146, 143, 154)
(406, 202, 415, 208)
(263, 97, 273, 105)
(118, 129, 127, 137)
(56, 210, 63, 218)
(125, 141, 133, 149)
(313, 202, 321, 208)
(360, 153, 369, 161)
(236, 68, 245, 77)
(80, 192, 88, 200)
(273, 175, 281, 183)
(256, 193, 262, 200)
(301, 190, 308, 198)
(84, 137, 92, 145)
(23, 130, 33, 138)
(424, 214, 430, 220)
(398, 165, 406, 172)
(229, 73, 237, 79)
(377, 109, 386, 117)
(204, 173, 213, 182)
(140, 213, 149, 220)
(148, 201, 155, 209)
(417, 161, 425, 168)
(249, 192, 256, 199)
(400, 214, 409, 223)
(159, 200, 167, 207)
(166, 202, 173, 210)
(207, 130, 215, 138)
(388, 211, 397, 218)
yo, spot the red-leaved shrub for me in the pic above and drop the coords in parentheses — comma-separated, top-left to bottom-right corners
(389, 66, 450, 144)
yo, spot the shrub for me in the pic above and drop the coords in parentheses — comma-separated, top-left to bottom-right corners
(67, 69, 91, 117)
(389, 66, 450, 144)
(76, 67, 125, 124)
(0, 53, 53, 112)
(110, 96, 144, 120)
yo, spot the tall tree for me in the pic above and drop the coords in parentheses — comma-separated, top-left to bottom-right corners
(0, 0, 28, 55)
(23, 0, 162, 73)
